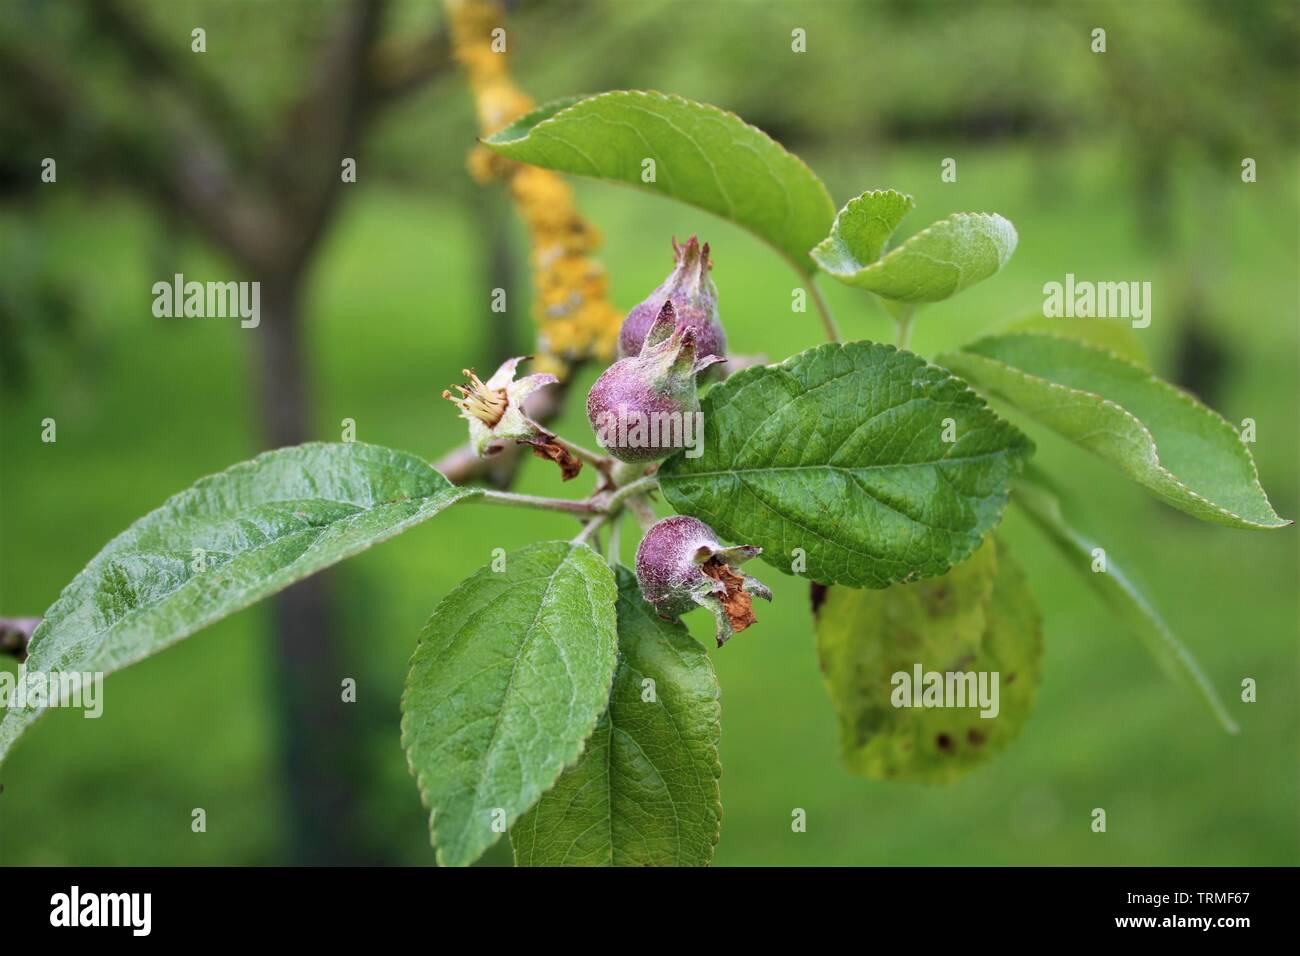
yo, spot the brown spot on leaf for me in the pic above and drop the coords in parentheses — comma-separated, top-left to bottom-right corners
(810, 582, 828, 616)
(702, 558, 757, 636)
(967, 729, 986, 746)
(935, 733, 954, 754)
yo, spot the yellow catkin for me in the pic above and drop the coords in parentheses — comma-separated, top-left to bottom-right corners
(445, 0, 621, 378)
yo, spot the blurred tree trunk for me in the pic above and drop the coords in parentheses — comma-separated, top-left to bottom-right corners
(1, 0, 456, 863)
(255, 273, 373, 863)
(3, 0, 599, 863)
(255, 278, 312, 453)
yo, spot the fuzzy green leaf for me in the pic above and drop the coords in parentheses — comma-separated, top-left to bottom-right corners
(0, 442, 477, 767)
(511, 566, 721, 867)
(1013, 471, 1237, 732)
(811, 189, 1017, 302)
(814, 538, 1042, 783)
(483, 91, 835, 274)
(1002, 314, 1148, 366)
(658, 342, 1033, 588)
(940, 332, 1289, 529)
(402, 542, 619, 867)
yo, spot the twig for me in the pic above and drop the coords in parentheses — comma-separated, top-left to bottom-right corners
(626, 494, 658, 532)
(472, 490, 598, 515)
(369, 26, 451, 103)
(572, 514, 609, 548)
(87, 0, 257, 158)
(606, 513, 622, 567)
(604, 475, 659, 513)
(894, 304, 916, 350)
(807, 278, 842, 343)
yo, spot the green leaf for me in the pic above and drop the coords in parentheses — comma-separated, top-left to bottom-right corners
(939, 332, 1289, 529)
(0, 442, 477, 767)
(1002, 314, 1148, 366)
(1012, 470, 1238, 733)
(811, 189, 1017, 302)
(815, 537, 1042, 782)
(483, 91, 835, 274)
(511, 566, 721, 867)
(658, 341, 1033, 588)
(402, 542, 619, 867)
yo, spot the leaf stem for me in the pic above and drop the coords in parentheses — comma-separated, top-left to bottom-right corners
(475, 472, 658, 521)
(807, 278, 842, 343)
(571, 513, 609, 547)
(474, 489, 598, 515)
(893, 305, 916, 350)
(626, 494, 658, 532)
(606, 513, 622, 567)
(603, 475, 659, 513)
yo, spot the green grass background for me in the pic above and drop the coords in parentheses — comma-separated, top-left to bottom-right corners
(1, 136, 1296, 865)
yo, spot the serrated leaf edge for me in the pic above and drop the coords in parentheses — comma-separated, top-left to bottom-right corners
(399, 541, 618, 867)
(484, 89, 836, 276)
(660, 341, 1034, 588)
(944, 334, 1289, 530)
(809, 188, 916, 270)
(1, 443, 477, 766)
(812, 198, 1017, 302)
(621, 588, 723, 863)
(1012, 477, 1239, 733)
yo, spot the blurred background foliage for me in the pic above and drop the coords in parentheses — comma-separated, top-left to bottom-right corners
(0, 0, 1296, 865)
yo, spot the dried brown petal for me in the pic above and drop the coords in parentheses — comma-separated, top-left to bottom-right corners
(702, 558, 757, 636)
(524, 435, 582, 481)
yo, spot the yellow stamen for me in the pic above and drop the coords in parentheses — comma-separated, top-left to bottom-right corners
(442, 369, 508, 427)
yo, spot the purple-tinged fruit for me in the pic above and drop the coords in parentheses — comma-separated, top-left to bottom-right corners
(634, 515, 772, 647)
(587, 302, 723, 463)
(619, 236, 726, 363)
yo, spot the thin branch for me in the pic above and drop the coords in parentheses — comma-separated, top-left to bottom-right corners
(606, 513, 622, 567)
(895, 314, 914, 350)
(604, 475, 659, 513)
(79, 0, 286, 268)
(87, 0, 255, 155)
(807, 278, 842, 343)
(626, 494, 658, 532)
(269, 0, 388, 273)
(472, 490, 598, 515)
(571, 514, 609, 548)
(433, 441, 525, 487)
(0, 39, 283, 271)
(369, 27, 452, 104)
